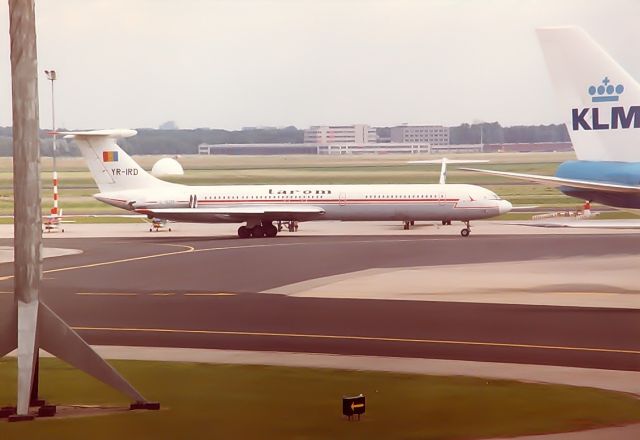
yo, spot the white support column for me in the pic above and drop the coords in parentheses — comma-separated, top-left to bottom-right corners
(9, 0, 42, 417)
(16, 301, 39, 415)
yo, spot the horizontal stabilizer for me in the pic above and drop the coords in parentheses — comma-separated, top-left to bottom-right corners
(58, 129, 137, 139)
(461, 168, 640, 193)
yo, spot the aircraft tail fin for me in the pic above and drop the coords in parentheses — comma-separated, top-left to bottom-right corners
(61, 129, 169, 192)
(537, 26, 640, 162)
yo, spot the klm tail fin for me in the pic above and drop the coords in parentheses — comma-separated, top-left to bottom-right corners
(62, 129, 170, 192)
(537, 26, 640, 162)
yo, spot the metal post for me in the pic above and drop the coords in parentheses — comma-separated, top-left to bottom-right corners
(9, 0, 42, 418)
(50, 73, 56, 172)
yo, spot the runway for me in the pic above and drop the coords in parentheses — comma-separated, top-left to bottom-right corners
(0, 226, 639, 372)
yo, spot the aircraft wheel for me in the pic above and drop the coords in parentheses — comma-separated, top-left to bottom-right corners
(149, 228, 153, 232)
(264, 224, 278, 237)
(238, 226, 251, 239)
(251, 225, 265, 238)
(168, 228, 172, 232)
(460, 228, 470, 237)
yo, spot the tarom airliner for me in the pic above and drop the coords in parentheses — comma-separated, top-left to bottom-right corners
(62, 130, 512, 238)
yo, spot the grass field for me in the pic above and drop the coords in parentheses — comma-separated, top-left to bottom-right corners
(0, 151, 635, 218)
(1, 358, 640, 439)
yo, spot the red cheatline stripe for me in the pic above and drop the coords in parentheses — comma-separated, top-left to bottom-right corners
(197, 198, 460, 203)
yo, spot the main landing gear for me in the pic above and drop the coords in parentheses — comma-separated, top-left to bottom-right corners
(238, 221, 278, 239)
(403, 220, 415, 230)
(460, 221, 471, 237)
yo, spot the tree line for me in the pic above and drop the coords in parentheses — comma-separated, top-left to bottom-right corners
(448, 122, 569, 144)
(0, 122, 569, 157)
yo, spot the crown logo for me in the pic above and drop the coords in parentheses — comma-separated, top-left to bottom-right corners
(588, 77, 624, 102)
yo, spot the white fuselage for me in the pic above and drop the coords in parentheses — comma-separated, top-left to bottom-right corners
(95, 183, 512, 223)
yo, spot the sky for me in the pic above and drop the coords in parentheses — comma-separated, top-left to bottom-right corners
(2, 0, 640, 130)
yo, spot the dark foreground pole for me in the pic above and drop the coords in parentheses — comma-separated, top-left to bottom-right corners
(9, 0, 42, 418)
(4, 1, 155, 419)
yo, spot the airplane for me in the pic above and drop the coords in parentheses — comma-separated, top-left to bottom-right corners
(61, 129, 512, 238)
(463, 26, 640, 210)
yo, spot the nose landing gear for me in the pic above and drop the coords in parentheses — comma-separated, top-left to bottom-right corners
(460, 221, 471, 237)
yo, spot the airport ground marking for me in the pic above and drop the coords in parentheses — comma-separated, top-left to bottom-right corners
(189, 238, 441, 256)
(76, 292, 138, 296)
(70, 326, 640, 356)
(184, 292, 236, 296)
(0, 237, 461, 282)
(0, 243, 196, 281)
(75, 291, 233, 297)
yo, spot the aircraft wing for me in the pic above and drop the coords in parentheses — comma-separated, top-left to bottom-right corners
(461, 168, 640, 193)
(135, 204, 326, 221)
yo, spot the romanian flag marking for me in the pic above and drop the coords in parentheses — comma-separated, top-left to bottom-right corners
(103, 151, 119, 162)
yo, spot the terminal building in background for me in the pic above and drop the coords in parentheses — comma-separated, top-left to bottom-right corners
(390, 125, 450, 145)
(197, 122, 570, 155)
(304, 125, 377, 144)
(198, 142, 431, 155)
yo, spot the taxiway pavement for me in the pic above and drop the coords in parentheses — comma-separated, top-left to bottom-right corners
(0, 222, 638, 372)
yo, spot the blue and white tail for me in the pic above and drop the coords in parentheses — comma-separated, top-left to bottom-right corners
(61, 129, 171, 192)
(537, 26, 640, 162)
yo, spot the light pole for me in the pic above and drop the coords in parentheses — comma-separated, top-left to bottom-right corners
(44, 69, 59, 217)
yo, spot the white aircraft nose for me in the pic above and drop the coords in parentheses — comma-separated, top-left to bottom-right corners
(498, 199, 512, 215)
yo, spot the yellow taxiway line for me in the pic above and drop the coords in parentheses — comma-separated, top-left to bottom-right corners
(70, 326, 640, 356)
(184, 293, 236, 297)
(0, 243, 196, 281)
(76, 292, 137, 296)
(74, 292, 234, 297)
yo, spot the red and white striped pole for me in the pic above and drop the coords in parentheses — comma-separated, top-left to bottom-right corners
(51, 170, 58, 215)
(45, 70, 58, 217)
